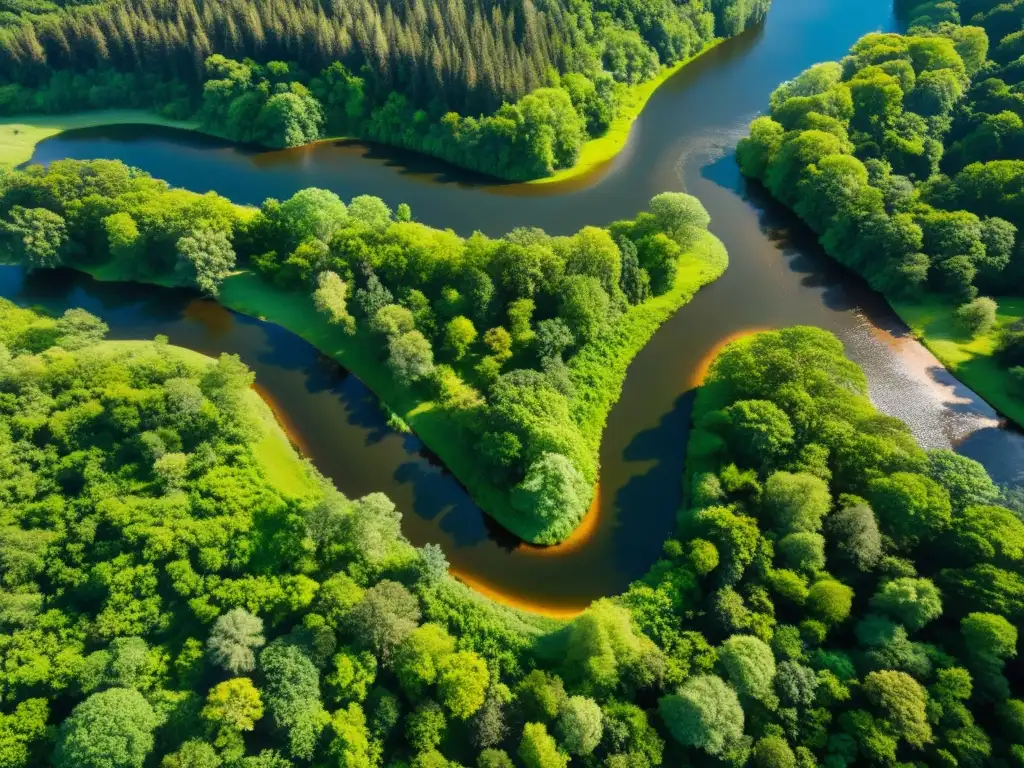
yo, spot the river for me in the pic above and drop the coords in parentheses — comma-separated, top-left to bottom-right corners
(3, 0, 1022, 616)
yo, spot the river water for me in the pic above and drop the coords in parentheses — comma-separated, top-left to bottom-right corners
(3, 0, 1022, 616)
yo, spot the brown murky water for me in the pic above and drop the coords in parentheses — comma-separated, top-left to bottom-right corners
(6, 0, 1022, 616)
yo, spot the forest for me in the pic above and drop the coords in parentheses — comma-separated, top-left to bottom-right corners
(0, 0, 771, 178)
(736, 0, 1024, 417)
(0, 303, 1020, 768)
(0, 157, 727, 543)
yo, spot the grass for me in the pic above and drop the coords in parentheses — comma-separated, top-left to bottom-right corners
(892, 296, 1024, 428)
(528, 40, 724, 186)
(0, 110, 201, 168)
(96, 339, 312, 498)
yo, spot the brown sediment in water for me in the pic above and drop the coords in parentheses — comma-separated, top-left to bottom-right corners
(448, 568, 587, 619)
(252, 382, 314, 457)
(690, 327, 773, 387)
(183, 298, 235, 336)
(517, 485, 602, 558)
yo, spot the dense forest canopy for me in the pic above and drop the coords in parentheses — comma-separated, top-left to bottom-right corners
(0, 158, 725, 544)
(737, 0, 1024, 396)
(0, 305, 1020, 767)
(0, 0, 770, 178)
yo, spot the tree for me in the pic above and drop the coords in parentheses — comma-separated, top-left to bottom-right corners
(407, 701, 446, 753)
(558, 275, 610, 344)
(208, 608, 265, 674)
(658, 675, 746, 760)
(720, 401, 795, 469)
(327, 703, 373, 768)
(259, 641, 329, 761)
(961, 612, 1018, 701)
(348, 580, 421, 662)
(535, 319, 575, 360)
(511, 453, 589, 533)
(863, 670, 932, 749)
(277, 188, 347, 245)
(617, 237, 651, 304)
(868, 472, 952, 547)
(438, 652, 489, 719)
(203, 678, 264, 753)
(954, 297, 998, 336)
(176, 227, 236, 295)
(751, 736, 796, 768)
(763, 472, 831, 534)
(313, 271, 356, 333)
(55, 308, 108, 350)
(518, 723, 569, 768)
(0, 698, 48, 768)
(482, 327, 513, 362)
(927, 450, 999, 512)
(777, 532, 826, 574)
(5, 206, 67, 269)
(648, 192, 711, 248)
(827, 503, 882, 572)
(870, 577, 943, 631)
(388, 331, 435, 385)
(477, 749, 514, 768)
(394, 624, 456, 697)
(806, 580, 853, 625)
(719, 635, 777, 704)
(564, 227, 621, 295)
(444, 316, 477, 360)
(347, 195, 391, 230)
(555, 696, 603, 755)
(53, 688, 158, 768)
(103, 212, 140, 270)
(160, 740, 222, 768)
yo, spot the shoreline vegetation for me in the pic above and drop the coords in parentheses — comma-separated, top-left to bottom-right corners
(0, 158, 727, 545)
(0, 0, 771, 180)
(526, 39, 726, 186)
(78, 229, 727, 546)
(736, 0, 1024, 432)
(0, 40, 728, 183)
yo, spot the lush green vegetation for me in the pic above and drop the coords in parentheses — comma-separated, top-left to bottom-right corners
(1, 307, 1020, 768)
(0, 0, 770, 179)
(736, 0, 1024, 426)
(0, 157, 726, 543)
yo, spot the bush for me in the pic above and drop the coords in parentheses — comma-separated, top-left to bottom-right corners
(954, 297, 998, 336)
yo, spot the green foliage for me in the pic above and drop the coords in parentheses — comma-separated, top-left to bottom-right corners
(658, 675, 747, 760)
(54, 688, 159, 768)
(208, 609, 266, 674)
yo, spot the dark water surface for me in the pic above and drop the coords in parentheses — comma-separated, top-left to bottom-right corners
(6, 0, 1024, 614)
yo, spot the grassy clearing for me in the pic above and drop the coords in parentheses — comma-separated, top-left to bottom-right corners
(893, 296, 1024, 428)
(0, 110, 201, 168)
(529, 40, 724, 186)
(99, 339, 312, 498)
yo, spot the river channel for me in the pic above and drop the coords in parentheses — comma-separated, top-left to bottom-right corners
(3, 0, 1022, 616)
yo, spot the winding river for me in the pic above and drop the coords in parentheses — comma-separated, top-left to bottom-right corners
(3, 0, 1023, 616)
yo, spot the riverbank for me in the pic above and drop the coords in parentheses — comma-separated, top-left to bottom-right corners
(893, 297, 1024, 429)
(0, 110, 203, 168)
(70, 230, 727, 545)
(529, 40, 725, 186)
